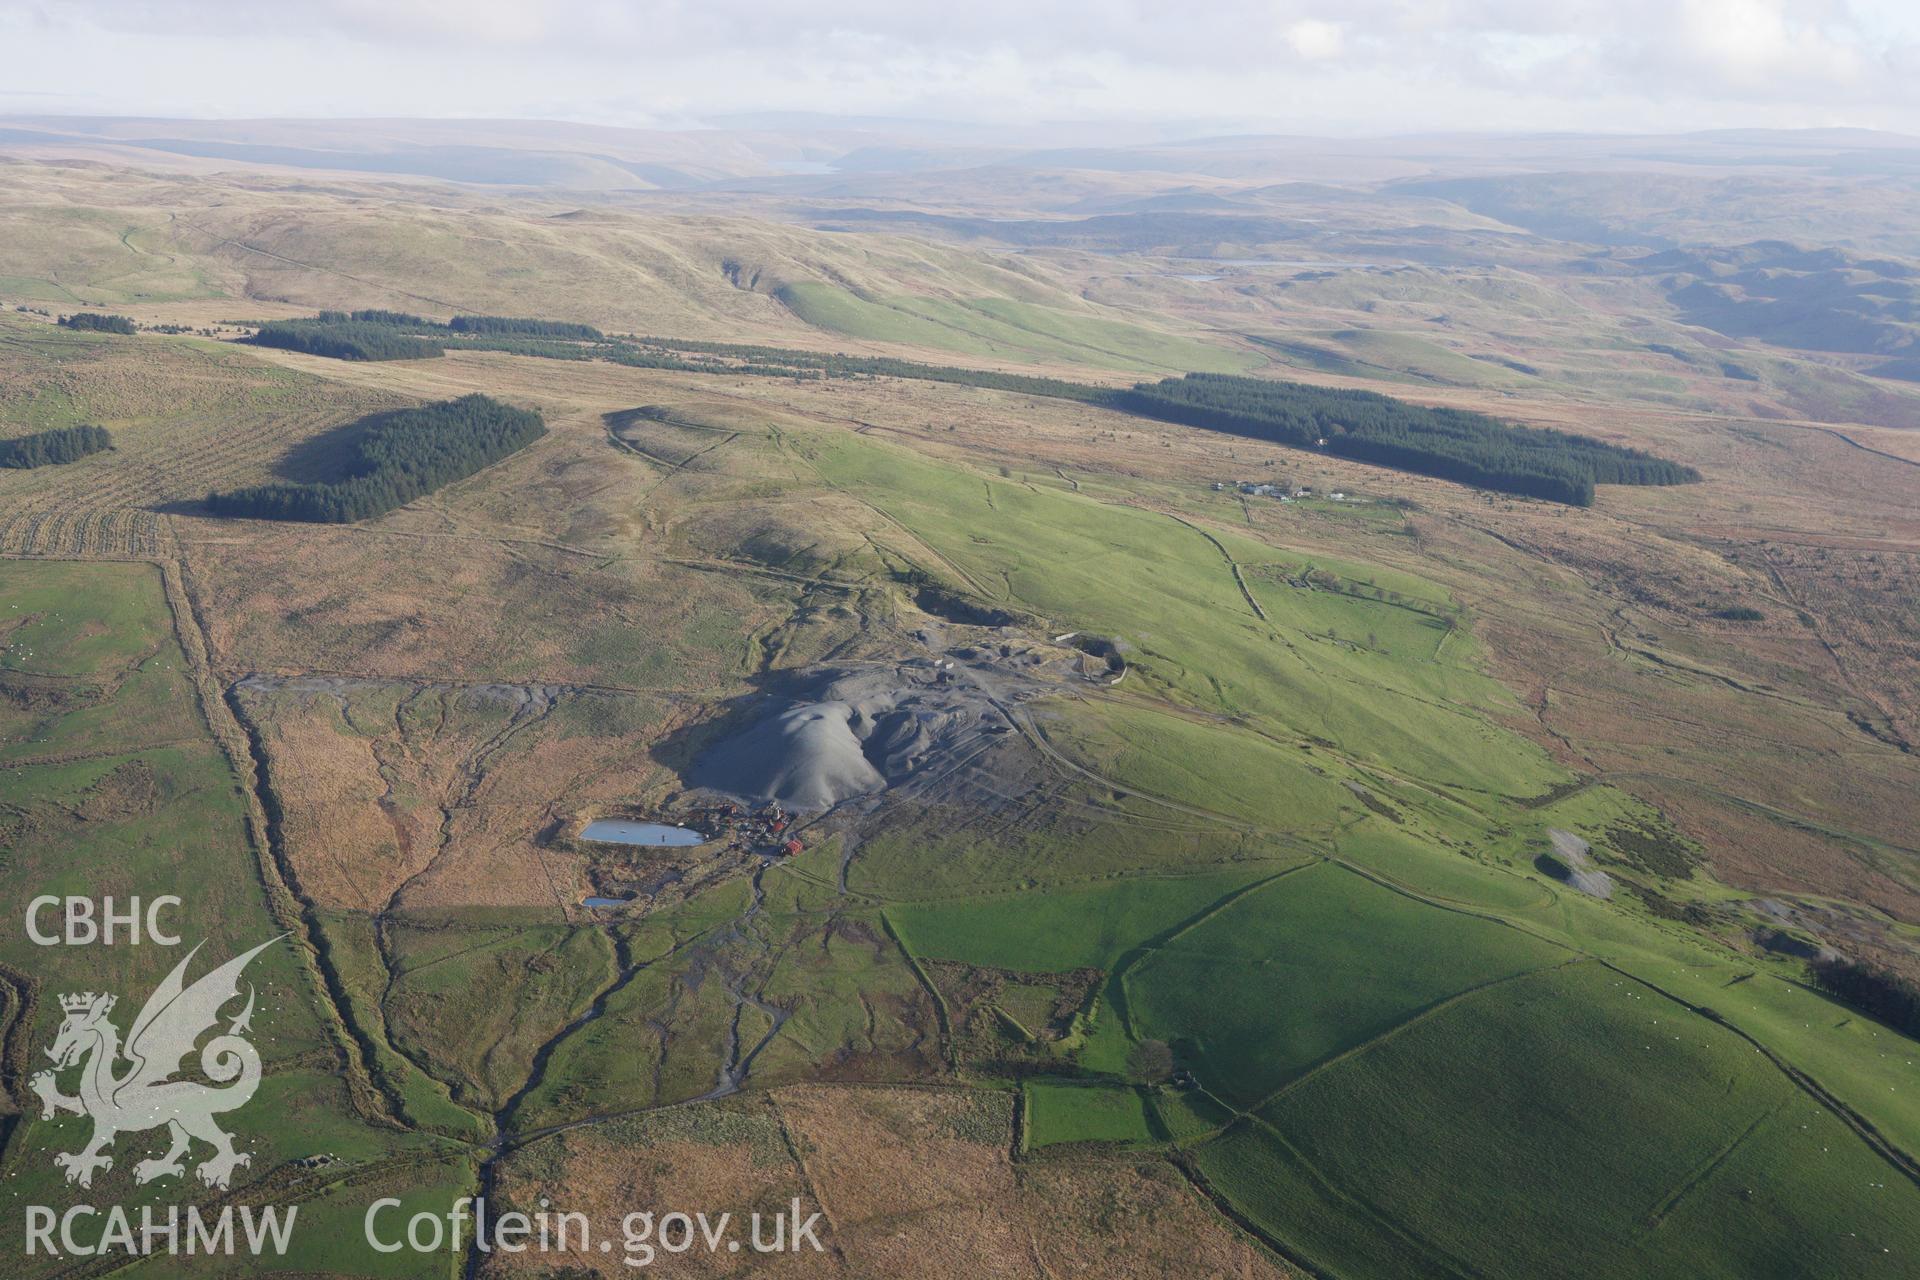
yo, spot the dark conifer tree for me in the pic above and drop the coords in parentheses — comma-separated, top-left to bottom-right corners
(207, 396, 544, 522)
(0, 424, 113, 468)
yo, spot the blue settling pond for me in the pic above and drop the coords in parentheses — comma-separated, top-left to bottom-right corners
(580, 819, 706, 847)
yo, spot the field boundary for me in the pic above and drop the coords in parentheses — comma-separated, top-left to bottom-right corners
(163, 554, 406, 1128)
(1242, 956, 1585, 1117)
(1164, 512, 1270, 622)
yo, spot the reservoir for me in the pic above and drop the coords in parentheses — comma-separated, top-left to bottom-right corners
(581, 819, 706, 847)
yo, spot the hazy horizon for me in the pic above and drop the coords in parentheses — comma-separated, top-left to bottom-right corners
(5, 111, 1920, 145)
(3, 1, 1919, 136)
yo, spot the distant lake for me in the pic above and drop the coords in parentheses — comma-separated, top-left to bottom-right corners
(581, 819, 706, 847)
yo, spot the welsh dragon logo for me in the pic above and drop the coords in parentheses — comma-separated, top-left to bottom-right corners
(30, 937, 281, 1191)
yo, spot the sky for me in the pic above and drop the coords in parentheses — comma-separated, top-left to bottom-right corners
(2, 0, 1918, 137)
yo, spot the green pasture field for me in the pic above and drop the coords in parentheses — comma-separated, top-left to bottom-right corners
(315, 909, 489, 1138)
(1039, 698, 1352, 832)
(803, 427, 1566, 799)
(1023, 1080, 1158, 1148)
(0, 207, 222, 306)
(844, 778, 1289, 899)
(0, 560, 458, 1278)
(822, 425, 1920, 1276)
(1213, 962, 1920, 1280)
(1121, 861, 1568, 1105)
(1272, 328, 1532, 388)
(749, 902, 938, 1089)
(775, 282, 1259, 373)
(886, 868, 1282, 975)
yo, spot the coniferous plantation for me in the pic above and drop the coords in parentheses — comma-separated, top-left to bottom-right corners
(248, 317, 447, 361)
(243, 311, 1694, 503)
(246, 312, 599, 360)
(1117, 373, 1700, 505)
(206, 394, 544, 521)
(57, 312, 136, 334)
(622, 335, 1116, 399)
(0, 424, 112, 468)
(448, 314, 604, 339)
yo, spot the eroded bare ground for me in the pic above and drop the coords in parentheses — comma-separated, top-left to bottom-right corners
(484, 1085, 1286, 1279)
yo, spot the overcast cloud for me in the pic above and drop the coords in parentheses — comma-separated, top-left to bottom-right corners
(1, 0, 1916, 135)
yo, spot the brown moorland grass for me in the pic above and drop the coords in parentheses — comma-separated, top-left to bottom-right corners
(234, 677, 698, 915)
(486, 1085, 1287, 1279)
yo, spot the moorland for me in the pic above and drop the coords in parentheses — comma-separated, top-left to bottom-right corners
(1, 120, 1917, 1278)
